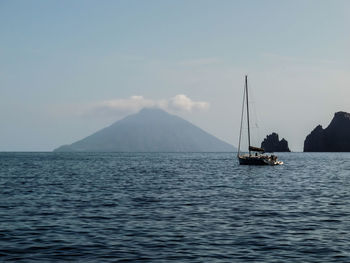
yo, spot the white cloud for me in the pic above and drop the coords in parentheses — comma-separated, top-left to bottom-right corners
(82, 95, 209, 117)
(169, 94, 209, 111)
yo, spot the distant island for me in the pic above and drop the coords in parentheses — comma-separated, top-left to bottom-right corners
(261, 132, 290, 152)
(304, 111, 350, 152)
(54, 108, 236, 152)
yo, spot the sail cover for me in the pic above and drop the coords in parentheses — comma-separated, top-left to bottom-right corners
(249, 146, 265, 152)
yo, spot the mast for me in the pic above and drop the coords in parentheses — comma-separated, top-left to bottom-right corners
(245, 75, 251, 155)
(237, 82, 246, 157)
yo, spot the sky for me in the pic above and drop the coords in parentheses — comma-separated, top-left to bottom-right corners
(1, 0, 349, 151)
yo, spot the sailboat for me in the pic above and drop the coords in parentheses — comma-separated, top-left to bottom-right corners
(237, 76, 283, 166)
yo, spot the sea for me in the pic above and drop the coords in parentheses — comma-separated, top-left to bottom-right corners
(1, 152, 350, 262)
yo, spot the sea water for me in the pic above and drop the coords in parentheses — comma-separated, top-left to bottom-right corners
(1, 152, 350, 262)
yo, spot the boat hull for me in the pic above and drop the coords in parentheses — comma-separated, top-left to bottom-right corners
(238, 156, 268, 165)
(238, 155, 283, 166)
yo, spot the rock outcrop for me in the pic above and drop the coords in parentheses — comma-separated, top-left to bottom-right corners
(304, 111, 350, 152)
(261, 132, 290, 152)
(54, 108, 236, 152)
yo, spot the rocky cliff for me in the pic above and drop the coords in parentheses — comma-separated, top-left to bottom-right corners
(261, 132, 290, 152)
(304, 111, 350, 152)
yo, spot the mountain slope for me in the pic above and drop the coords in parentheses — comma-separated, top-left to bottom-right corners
(54, 108, 235, 152)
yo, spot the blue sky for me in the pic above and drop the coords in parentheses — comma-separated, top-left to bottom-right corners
(1, 0, 349, 151)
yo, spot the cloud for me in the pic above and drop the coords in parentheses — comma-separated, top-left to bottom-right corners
(83, 95, 209, 118)
(169, 94, 209, 111)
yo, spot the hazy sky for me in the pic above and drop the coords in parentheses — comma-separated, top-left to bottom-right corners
(1, 0, 349, 151)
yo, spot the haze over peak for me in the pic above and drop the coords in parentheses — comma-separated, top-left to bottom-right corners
(137, 107, 170, 116)
(54, 108, 235, 152)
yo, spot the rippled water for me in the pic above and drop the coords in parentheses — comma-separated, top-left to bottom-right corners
(1, 152, 350, 262)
